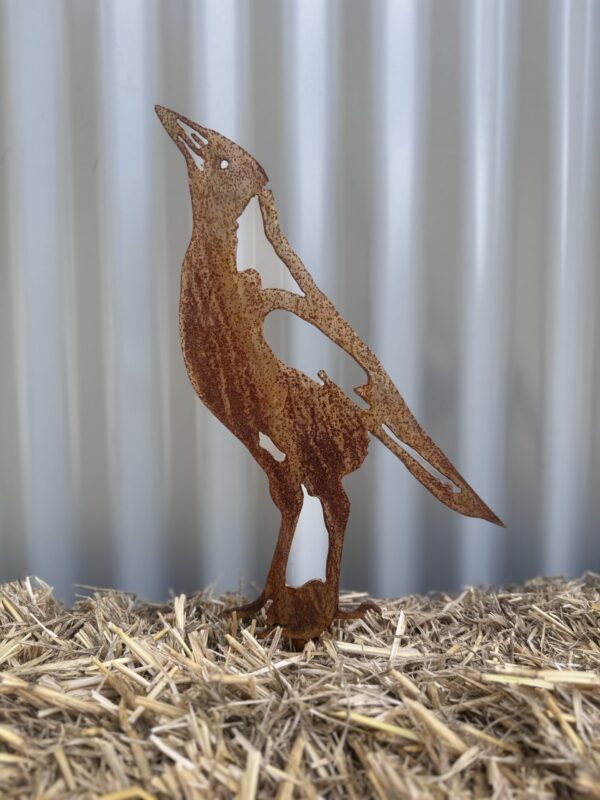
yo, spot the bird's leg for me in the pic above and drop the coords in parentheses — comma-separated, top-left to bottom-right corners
(265, 506, 302, 595)
(230, 478, 303, 620)
(263, 486, 354, 641)
(229, 514, 298, 620)
(249, 484, 379, 641)
(265, 472, 304, 595)
(321, 487, 350, 604)
(321, 487, 381, 622)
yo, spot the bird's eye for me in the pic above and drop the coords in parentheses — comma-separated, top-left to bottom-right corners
(220, 159, 229, 169)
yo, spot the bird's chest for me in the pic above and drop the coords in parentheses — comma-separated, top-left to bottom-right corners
(178, 270, 278, 417)
(180, 269, 262, 355)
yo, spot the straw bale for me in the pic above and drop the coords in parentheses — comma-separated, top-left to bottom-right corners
(1, 574, 600, 798)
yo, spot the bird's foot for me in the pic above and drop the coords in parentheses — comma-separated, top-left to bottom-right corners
(336, 601, 381, 621)
(228, 591, 271, 620)
(229, 585, 381, 643)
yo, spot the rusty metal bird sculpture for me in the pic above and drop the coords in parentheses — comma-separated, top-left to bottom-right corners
(156, 105, 504, 642)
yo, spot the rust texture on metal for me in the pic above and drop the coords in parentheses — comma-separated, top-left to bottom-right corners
(155, 105, 504, 642)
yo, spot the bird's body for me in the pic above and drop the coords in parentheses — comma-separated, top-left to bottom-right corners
(156, 105, 504, 641)
(179, 226, 369, 497)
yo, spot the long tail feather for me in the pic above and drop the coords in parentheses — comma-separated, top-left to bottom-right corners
(357, 381, 505, 526)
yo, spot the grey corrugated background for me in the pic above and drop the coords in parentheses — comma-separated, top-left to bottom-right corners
(0, 0, 598, 604)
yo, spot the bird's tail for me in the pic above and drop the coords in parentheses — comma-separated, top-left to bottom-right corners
(357, 380, 505, 526)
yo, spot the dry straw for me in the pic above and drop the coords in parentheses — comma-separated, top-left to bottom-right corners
(1, 574, 600, 798)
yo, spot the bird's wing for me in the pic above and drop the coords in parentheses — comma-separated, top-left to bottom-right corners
(258, 188, 504, 526)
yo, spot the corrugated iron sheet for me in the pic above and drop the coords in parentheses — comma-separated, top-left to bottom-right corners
(0, 0, 598, 602)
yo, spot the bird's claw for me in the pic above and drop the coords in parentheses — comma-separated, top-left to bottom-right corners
(335, 601, 381, 621)
(228, 593, 270, 619)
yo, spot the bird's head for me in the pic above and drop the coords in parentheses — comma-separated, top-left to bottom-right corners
(155, 105, 268, 226)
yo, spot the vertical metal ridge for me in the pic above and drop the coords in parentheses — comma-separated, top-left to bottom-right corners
(59, 1, 83, 601)
(541, 0, 598, 576)
(372, 0, 429, 595)
(4, 0, 76, 600)
(98, 0, 165, 598)
(0, 1, 27, 583)
(153, 15, 173, 596)
(64, 0, 112, 592)
(419, 0, 466, 592)
(585, 2, 600, 562)
(457, 0, 517, 587)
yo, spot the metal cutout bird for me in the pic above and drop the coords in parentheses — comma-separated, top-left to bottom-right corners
(156, 105, 504, 642)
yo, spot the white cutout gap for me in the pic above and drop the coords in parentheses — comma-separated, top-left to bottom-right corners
(237, 196, 303, 294)
(259, 432, 285, 462)
(286, 485, 328, 587)
(178, 138, 205, 171)
(177, 119, 208, 146)
(176, 120, 207, 170)
(264, 309, 369, 408)
(381, 424, 461, 493)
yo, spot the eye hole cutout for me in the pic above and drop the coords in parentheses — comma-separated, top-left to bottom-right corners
(191, 132, 206, 148)
(220, 159, 229, 169)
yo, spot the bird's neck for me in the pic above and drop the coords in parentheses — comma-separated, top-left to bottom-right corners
(188, 215, 239, 276)
(194, 208, 238, 240)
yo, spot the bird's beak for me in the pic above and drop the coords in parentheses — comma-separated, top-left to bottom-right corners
(155, 105, 210, 168)
(155, 105, 180, 140)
